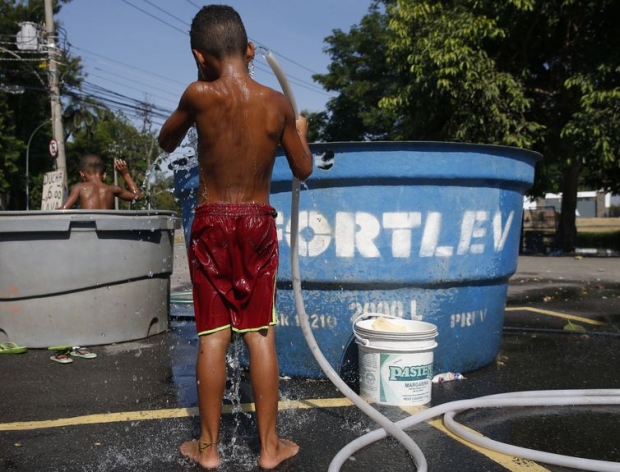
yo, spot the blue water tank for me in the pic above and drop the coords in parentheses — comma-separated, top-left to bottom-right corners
(173, 141, 541, 378)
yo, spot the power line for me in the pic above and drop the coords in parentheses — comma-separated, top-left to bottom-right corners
(120, 0, 325, 87)
(79, 80, 172, 116)
(183, 0, 201, 9)
(71, 39, 332, 108)
(139, 0, 189, 29)
(65, 84, 172, 124)
(119, 0, 187, 35)
(89, 69, 178, 105)
(69, 57, 331, 128)
(69, 44, 187, 88)
(59, 0, 336, 127)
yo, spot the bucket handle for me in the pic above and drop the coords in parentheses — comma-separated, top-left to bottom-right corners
(354, 331, 370, 347)
(352, 312, 404, 347)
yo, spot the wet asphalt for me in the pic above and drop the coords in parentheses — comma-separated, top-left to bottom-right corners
(1, 243, 620, 472)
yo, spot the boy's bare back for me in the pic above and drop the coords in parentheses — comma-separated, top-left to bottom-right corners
(60, 157, 142, 210)
(159, 54, 312, 206)
(67, 181, 122, 210)
(191, 76, 293, 204)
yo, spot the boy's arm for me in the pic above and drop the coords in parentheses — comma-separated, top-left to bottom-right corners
(58, 185, 80, 210)
(280, 97, 313, 181)
(158, 84, 199, 153)
(114, 187, 141, 202)
(114, 159, 142, 201)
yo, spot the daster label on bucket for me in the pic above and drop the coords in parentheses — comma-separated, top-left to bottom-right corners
(275, 209, 514, 258)
(388, 364, 433, 382)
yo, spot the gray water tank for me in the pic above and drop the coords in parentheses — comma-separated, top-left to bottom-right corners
(0, 210, 175, 347)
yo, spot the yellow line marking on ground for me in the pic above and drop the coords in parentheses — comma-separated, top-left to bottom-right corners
(280, 397, 354, 410)
(0, 408, 198, 432)
(427, 418, 551, 472)
(0, 398, 355, 432)
(2, 396, 553, 471)
(506, 306, 606, 326)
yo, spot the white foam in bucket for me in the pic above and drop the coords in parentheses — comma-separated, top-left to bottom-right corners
(354, 314, 438, 406)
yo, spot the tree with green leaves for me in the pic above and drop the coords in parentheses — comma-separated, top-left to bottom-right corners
(1, 0, 175, 213)
(315, 0, 620, 252)
(0, 98, 22, 209)
(314, 2, 400, 141)
(0, 0, 75, 210)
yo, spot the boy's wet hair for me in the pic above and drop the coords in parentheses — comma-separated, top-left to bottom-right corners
(190, 5, 248, 59)
(79, 154, 105, 175)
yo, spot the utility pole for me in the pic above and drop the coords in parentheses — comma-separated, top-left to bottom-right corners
(44, 0, 67, 194)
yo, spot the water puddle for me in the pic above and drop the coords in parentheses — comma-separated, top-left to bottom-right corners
(576, 247, 620, 257)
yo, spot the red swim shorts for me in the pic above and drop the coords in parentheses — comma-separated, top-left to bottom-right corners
(188, 203, 279, 336)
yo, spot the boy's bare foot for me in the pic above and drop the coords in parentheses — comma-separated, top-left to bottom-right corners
(180, 439, 220, 469)
(258, 438, 299, 469)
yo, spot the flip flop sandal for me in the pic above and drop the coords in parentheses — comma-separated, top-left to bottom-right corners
(50, 352, 73, 364)
(70, 346, 97, 359)
(48, 345, 71, 352)
(0, 342, 27, 354)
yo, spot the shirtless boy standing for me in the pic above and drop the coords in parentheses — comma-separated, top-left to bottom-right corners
(59, 154, 142, 210)
(158, 5, 312, 470)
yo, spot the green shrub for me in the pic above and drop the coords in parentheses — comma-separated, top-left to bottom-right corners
(576, 231, 620, 251)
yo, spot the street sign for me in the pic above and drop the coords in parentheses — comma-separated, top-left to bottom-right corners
(41, 169, 65, 210)
(49, 138, 58, 159)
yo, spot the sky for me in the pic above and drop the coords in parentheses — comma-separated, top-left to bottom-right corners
(58, 0, 375, 134)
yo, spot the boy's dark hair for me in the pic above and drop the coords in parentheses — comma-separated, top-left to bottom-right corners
(79, 154, 105, 175)
(190, 5, 248, 59)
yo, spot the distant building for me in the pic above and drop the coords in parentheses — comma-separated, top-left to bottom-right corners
(524, 191, 619, 218)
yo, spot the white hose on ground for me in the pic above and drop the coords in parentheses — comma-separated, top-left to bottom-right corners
(262, 50, 620, 472)
(330, 389, 620, 472)
(262, 50, 428, 472)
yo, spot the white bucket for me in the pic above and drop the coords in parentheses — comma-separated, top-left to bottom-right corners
(354, 314, 438, 406)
